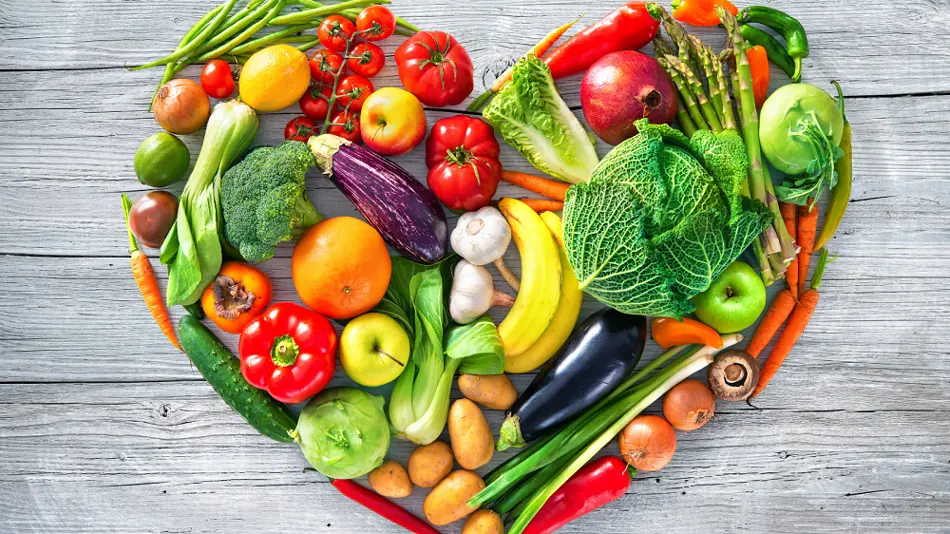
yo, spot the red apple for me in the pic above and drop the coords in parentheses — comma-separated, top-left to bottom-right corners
(581, 51, 678, 145)
(359, 87, 427, 156)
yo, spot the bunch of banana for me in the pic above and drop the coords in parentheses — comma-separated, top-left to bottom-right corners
(504, 211, 584, 373)
(496, 198, 583, 373)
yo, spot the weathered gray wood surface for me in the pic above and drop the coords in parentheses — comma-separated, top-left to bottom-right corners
(2, 0, 949, 532)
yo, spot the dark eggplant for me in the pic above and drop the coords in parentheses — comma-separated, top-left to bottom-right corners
(308, 134, 448, 264)
(496, 308, 647, 451)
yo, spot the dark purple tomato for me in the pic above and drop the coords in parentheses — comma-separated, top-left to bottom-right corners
(129, 191, 178, 248)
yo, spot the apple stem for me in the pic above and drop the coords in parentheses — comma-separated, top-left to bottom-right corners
(375, 348, 405, 367)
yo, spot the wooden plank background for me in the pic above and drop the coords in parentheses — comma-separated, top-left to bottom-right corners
(2, 0, 949, 532)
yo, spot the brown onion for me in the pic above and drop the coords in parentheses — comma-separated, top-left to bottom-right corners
(662, 379, 716, 431)
(618, 414, 677, 472)
(153, 79, 210, 134)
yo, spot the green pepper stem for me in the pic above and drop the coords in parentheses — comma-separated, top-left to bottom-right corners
(271, 334, 300, 367)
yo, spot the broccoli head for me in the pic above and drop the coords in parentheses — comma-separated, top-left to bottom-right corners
(220, 141, 322, 263)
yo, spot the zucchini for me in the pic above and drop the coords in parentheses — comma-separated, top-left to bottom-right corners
(178, 314, 298, 443)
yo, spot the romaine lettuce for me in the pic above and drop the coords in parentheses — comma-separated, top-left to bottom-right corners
(483, 55, 599, 184)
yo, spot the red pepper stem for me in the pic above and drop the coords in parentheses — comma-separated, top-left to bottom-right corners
(271, 334, 299, 367)
(625, 464, 638, 480)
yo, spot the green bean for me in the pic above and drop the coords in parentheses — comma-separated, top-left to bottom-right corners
(197, 0, 279, 56)
(196, 0, 289, 61)
(269, 0, 386, 26)
(227, 23, 312, 55)
(134, 0, 239, 70)
(294, 37, 322, 52)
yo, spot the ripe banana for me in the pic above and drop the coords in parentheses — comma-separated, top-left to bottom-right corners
(505, 212, 584, 373)
(497, 198, 562, 357)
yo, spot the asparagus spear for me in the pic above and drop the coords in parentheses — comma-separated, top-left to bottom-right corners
(692, 37, 724, 125)
(654, 36, 699, 137)
(665, 55, 723, 132)
(659, 57, 708, 131)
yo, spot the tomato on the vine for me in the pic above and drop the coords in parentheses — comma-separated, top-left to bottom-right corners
(299, 84, 334, 121)
(395, 31, 474, 107)
(200, 60, 235, 99)
(336, 75, 374, 112)
(284, 116, 320, 142)
(328, 111, 361, 143)
(356, 6, 395, 42)
(309, 48, 345, 85)
(425, 115, 502, 211)
(318, 15, 356, 53)
(347, 42, 385, 78)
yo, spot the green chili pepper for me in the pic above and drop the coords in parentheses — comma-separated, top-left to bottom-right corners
(814, 81, 851, 251)
(739, 24, 797, 81)
(737, 6, 808, 82)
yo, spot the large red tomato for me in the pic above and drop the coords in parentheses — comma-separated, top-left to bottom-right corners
(395, 31, 474, 107)
(425, 115, 501, 211)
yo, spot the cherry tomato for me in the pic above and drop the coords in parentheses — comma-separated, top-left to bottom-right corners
(336, 75, 374, 112)
(356, 6, 396, 42)
(284, 116, 320, 142)
(318, 15, 356, 53)
(328, 111, 361, 143)
(395, 31, 474, 107)
(200, 60, 235, 99)
(347, 42, 385, 78)
(299, 84, 334, 121)
(309, 48, 345, 85)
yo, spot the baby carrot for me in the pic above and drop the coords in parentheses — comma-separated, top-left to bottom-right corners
(750, 250, 830, 400)
(780, 202, 799, 299)
(797, 199, 819, 296)
(122, 195, 182, 351)
(502, 171, 570, 200)
(517, 198, 565, 212)
(745, 288, 796, 358)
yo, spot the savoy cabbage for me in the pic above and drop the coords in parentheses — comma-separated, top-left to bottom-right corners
(563, 119, 772, 319)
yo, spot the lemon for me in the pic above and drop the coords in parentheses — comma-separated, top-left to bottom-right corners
(239, 45, 310, 112)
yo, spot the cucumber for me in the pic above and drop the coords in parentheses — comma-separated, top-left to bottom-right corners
(178, 314, 298, 443)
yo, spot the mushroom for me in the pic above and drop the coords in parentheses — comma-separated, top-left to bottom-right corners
(706, 350, 760, 402)
(449, 260, 515, 324)
(450, 207, 520, 291)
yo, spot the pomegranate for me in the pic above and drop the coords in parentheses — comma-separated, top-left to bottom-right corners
(581, 51, 677, 145)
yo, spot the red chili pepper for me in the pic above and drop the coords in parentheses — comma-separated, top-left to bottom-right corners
(542, 3, 660, 80)
(238, 302, 337, 404)
(671, 0, 739, 27)
(331, 479, 439, 534)
(523, 456, 634, 534)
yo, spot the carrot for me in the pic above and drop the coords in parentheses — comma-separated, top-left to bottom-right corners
(517, 198, 564, 212)
(122, 195, 182, 351)
(491, 18, 579, 93)
(745, 289, 796, 358)
(797, 199, 819, 296)
(468, 17, 580, 111)
(780, 202, 799, 299)
(750, 250, 831, 400)
(501, 171, 570, 200)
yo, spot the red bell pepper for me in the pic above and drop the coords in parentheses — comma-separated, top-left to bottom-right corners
(331, 479, 439, 534)
(523, 456, 634, 534)
(542, 3, 660, 80)
(425, 115, 502, 212)
(238, 302, 337, 404)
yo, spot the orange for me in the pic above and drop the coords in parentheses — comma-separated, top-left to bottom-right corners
(239, 44, 310, 112)
(292, 217, 392, 320)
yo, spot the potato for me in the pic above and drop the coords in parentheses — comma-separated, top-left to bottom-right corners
(462, 509, 504, 534)
(367, 459, 412, 498)
(448, 398, 494, 470)
(423, 470, 485, 526)
(458, 374, 518, 410)
(408, 440, 454, 488)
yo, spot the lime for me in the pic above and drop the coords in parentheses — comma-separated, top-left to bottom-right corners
(134, 132, 190, 187)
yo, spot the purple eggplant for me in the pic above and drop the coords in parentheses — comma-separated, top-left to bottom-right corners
(309, 134, 448, 264)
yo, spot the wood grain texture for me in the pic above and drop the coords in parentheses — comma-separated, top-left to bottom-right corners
(2, 0, 950, 532)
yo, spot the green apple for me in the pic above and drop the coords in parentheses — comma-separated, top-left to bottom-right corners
(692, 261, 766, 333)
(340, 313, 411, 387)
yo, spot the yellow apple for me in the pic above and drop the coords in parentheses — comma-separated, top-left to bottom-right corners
(340, 312, 410, 387)
(359, 87, 427, 156)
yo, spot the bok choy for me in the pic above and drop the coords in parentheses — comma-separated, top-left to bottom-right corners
(376, 257, 504, 445)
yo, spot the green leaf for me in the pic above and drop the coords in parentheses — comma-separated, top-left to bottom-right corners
(483, 55, 599, 184)
(445, 316, 504, 375)
(372, 255, 458, 337)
